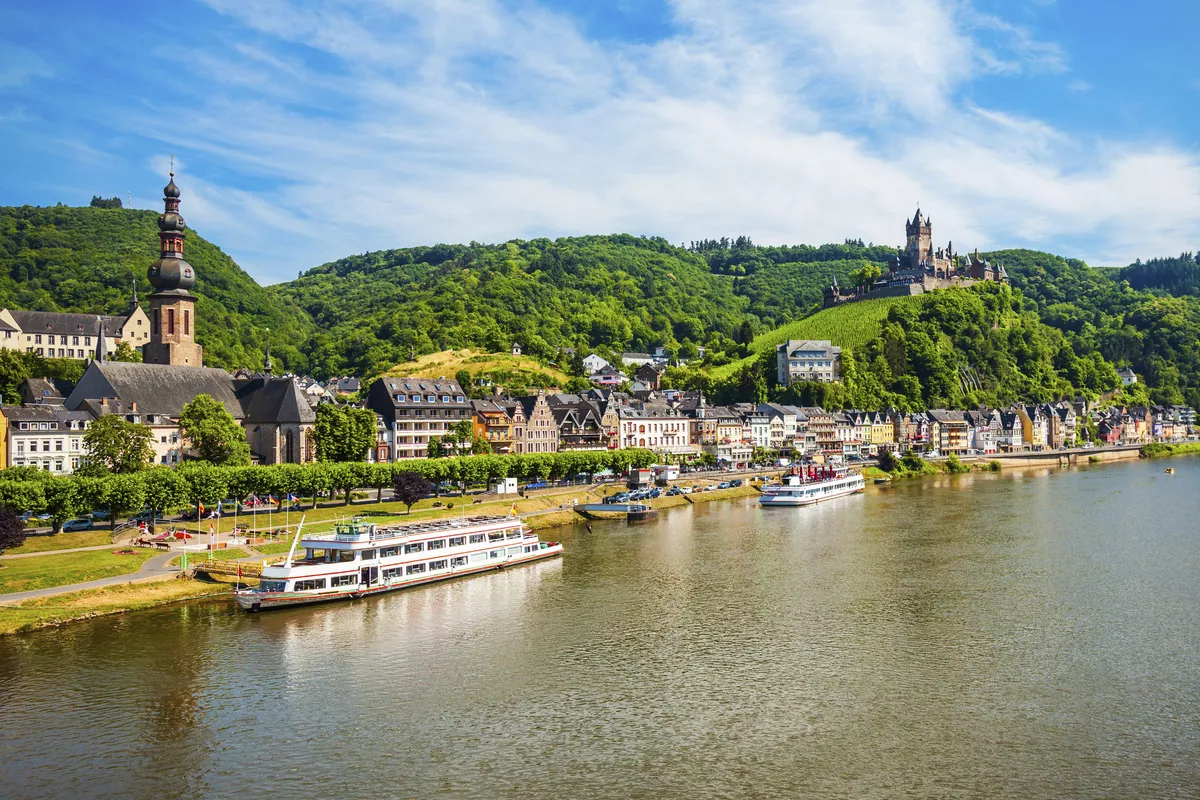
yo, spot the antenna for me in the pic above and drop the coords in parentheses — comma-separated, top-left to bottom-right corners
(127, 191, 132, 208)
(169, 154, 175, 175)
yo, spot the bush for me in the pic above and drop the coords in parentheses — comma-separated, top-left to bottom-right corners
(944, 454, 970, 474)
(987, 461, 1002, 472)
(0, 507, 27, 550)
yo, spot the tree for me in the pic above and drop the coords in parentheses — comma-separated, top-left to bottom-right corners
(427, 436, 444, 458)
(312, 404, 378, 462)
(83, 414, 154, 474)
(851, 261, 882, 289)
(142, 468, 189, 519)
(111, 341, 142, 363)
(455, 369, 474, 398)
(42, 477, 83, 534)
(97, 474, 147, 530)
(89, 196, 123, 209)
(393, 471, 432, 514)
(179, 394, 251, 465)
(0, 507, 26, 551)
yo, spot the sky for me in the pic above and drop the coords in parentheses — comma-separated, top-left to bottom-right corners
(2, 0, 1199, 285)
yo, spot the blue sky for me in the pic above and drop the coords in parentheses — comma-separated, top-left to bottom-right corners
(2, 0, 1199, 284)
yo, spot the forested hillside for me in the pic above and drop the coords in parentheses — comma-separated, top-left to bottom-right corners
(284, 235, 752, 377)
(0, 206, 314, 371)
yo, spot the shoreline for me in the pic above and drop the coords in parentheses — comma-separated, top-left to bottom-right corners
(2, 449, 1187, 637)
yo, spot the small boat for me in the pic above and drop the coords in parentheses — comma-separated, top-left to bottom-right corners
(759, 468, 865, 507)
(235, 515, 562, 612)
(1165, 467, 1175, 474)
(627, 504, 658, 523)
(874, 477, 892, 485)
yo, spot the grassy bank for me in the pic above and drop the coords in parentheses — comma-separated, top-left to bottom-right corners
(0, 549, 157, 594)
(1140, 442, 1200, 458)
(0, 577, 230, 636)
(6, 528, 114, 555)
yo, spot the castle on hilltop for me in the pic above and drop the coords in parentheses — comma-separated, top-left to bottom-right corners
(824, 209, 1008, 308)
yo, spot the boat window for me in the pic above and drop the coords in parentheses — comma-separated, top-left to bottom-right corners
(337, 550, 356, 562)
(488, 532, 504, 541)
(488, 550, 501, 559)
(404, 542, 424, 554)
(406, 563, 426, 575)
(468, 552, 487, 564)
(469, 533, 487, 544)
(429, 559, 448, 571)
(506, 529, 522, 539)
(293, 578, 327, 591)
(427, 539, 446, 550)
(506, 546, 523, 556)
(380, 546, 399, 557)
(383, 567, 403, 580)
(260, 580, 286, 592)
(362, 549, 376, 560)
(451, 556, 468, 567)
(330, 575, 356, 587)
(448, 536, 465, 547)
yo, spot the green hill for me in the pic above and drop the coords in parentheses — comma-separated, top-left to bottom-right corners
(710, 296, 919, 380)
(0, 205, 315, 371)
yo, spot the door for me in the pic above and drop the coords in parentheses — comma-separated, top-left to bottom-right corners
(360, 567, 378, 586)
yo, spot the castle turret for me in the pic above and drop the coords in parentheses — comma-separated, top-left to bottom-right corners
(142, 170, 203, 367)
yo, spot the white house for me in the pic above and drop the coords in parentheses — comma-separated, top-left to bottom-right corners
(581, 353, 609, 374)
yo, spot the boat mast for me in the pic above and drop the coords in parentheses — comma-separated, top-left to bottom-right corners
(283, 515, 307, 568)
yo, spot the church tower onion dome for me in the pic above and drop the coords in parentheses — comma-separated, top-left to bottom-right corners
(147, 170, 196, 294)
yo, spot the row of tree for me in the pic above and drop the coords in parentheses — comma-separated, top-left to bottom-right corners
(0, 448, 658, 533)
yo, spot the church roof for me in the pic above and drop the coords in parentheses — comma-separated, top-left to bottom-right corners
(65, 361, 243, 418)
(236, 377, 316, 424)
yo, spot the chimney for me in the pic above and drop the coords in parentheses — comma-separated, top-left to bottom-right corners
(131, 401, 138, 412)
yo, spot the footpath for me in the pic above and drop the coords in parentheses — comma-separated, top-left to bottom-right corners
(0, 551, 179, 606)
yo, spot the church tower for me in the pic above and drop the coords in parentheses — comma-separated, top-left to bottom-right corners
(143, 169, 203, 367)
(904, 208, 933, 268)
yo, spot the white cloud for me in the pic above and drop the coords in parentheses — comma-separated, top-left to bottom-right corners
(116, 0, 1200, 282)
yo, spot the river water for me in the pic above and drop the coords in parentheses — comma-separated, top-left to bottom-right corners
(1, 459, 1198, 799)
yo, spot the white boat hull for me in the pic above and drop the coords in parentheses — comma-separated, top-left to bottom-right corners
(758, 476, 865, 507)
(235, 544, 563, 612)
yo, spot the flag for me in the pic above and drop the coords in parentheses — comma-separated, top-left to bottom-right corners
(287, 493, 299, 503)
(268, 494, 280, 506)
(217, 500, 223, 513)
(509, 501, 517, 517)
(198, 501, 205, 515)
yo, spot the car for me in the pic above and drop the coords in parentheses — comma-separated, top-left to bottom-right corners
(611, 492, 631, 503)
(62, 517, 93, 532)
(647, 488, 661, 499)
(666, 487, 683, 496)
(525, 481, 551, 490)
(717, 481, 732, 489)
(731, 479, 744, 487)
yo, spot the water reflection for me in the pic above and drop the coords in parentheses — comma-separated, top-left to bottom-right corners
(1, 460, 1198, 799)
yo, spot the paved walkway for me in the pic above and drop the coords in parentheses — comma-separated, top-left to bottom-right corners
(0, 551, 180, 606)
(0, 544, 124, 561)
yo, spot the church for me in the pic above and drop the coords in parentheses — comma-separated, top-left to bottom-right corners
(60, 172, 316, 465)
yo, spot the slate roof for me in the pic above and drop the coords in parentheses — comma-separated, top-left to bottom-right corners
(20, 377, 74, 405)
(65, 361, 243, 418)
(236, 377, 316, 424)
(9, 310, 129, 338)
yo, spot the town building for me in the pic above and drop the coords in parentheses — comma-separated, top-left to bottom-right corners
(775, 340, 841, 386)
(0, 301, 151, 361)
(588, 364, 628, 387)
(471, 398, 517, 455)
(0, 406, 91, 473)
(365, 377, 471, 460)
(1117, 368, 1138, 387)
(618, 404, 696, 455)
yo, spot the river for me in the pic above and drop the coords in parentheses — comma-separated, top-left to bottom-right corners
(1, 459, 1197, 799)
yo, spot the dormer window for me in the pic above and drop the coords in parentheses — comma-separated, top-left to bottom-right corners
(427, 395, 436, 403)
(441, 395, 450, 403)
(456, 396, 464, 403)
(394, 394, 406, 402)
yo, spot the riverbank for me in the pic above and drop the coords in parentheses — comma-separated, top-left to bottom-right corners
(1140, 441, 1200, 458)
(0, 575, 233, 636)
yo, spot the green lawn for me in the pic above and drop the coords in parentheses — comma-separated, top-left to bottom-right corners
(6, 529, 113, 555)
(254, 541, 295, 555)
(171, 548, 252, 568)
(0, 549, 157, 594)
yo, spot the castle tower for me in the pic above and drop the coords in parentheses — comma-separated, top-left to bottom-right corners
(904, 208, 933, 268)
(142, 170, 203, 367)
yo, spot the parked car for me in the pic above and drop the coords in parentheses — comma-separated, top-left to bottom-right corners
(731, 479, 744, 487)
(525, 481, 551, 490)
(666, 487, 683, 497)
(89, 510, 111, 521)
(717, 481, 733, 489)
(62, 517, 93, 532)
(611, 492, 631, 503)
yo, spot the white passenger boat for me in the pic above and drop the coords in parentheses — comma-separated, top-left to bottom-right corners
(235, 515, 562, 612)
(758, 470, 865, 507)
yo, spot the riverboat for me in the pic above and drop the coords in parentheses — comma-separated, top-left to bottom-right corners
(758, 469, 865, 507)
(234, 515, 562, 612)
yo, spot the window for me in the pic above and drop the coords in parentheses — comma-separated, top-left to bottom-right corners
(167, 309, 176, 335)
(73, 336, 79, 346)
(18, 423, 27, 431)
(451, 556, 468, 567)
(395, 394, 406, 402)
(429, 559, 448, 571)
(380, 546, 399, 557)
(42, 440, 50, 450)
(441, 395, 450, 403)
(330, 574, 356, 587)
(468, 552, 488, 564)
(488, 550, 501, 559)
(84, 336, 91, 346)
(426, 539, 445, 550)
(506, 530, 522, 539)
(15, 442, 23, 453)
(34, 334, 42, 344)
(469, 533, 486, 544)
(184, 309, 190, 335)
(55, 441, 62, 451)
(294, 578, 328, 591)
(448, 536, 465, 547)
(404, 542, 424, 554)
(406, 563, 426, 575)
(161, 455, 168, 464)
(456, 396, 464, 403)
(427, 395, 436, 402)
(54, 461, 62, 472)
(382, 566, 404, 580)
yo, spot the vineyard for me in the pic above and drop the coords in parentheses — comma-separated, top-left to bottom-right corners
(710, 296, 919, 380)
